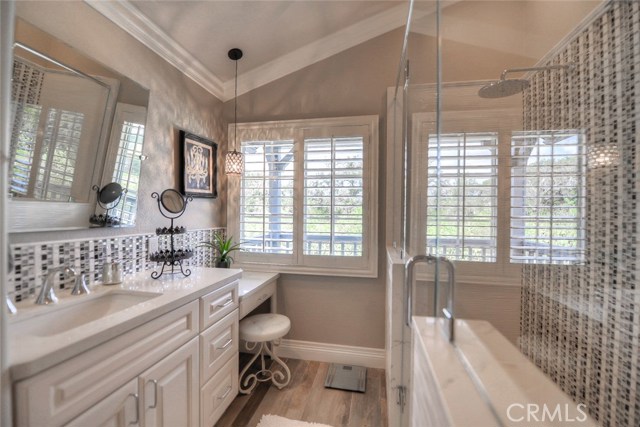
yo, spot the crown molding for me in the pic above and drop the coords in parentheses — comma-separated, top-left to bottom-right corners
(85, 0, 226, 100)
(86, 1, 423, 101)
(227, 4, 410, 99)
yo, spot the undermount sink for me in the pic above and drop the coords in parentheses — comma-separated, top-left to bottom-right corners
(12, 291, 162, 337)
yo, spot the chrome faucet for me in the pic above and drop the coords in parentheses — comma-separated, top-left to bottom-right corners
(71, 272, 90, 296)
(36, 266, 77, 305)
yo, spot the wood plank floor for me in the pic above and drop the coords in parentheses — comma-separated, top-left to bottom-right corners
(215, 357, 388, 427)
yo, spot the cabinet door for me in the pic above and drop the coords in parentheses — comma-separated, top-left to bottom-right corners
(139, 338, 199, 427)
(65, 379, 139, 427)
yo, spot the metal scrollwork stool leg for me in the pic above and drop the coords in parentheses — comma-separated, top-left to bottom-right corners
(239, 314, 292, 394)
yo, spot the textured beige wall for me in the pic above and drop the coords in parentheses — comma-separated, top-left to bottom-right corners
(11, 1, 226, 245)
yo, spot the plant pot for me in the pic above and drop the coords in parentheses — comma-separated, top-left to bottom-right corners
(215, 259, 232, 268)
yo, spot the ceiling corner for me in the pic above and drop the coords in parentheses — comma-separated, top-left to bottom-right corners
(85, 0, 228, 101)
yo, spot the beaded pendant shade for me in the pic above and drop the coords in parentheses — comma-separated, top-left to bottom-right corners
(225, 48, 244, 176)
(225, 149, 244, 175)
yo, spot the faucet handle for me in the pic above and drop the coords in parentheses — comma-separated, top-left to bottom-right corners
(35, 269, 60, 305)
(71, 273, 90, 296)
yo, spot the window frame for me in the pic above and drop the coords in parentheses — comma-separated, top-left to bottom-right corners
(227, 115, 379, 278)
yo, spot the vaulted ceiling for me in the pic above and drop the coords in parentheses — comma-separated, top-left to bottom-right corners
(86, 0, 602, 102)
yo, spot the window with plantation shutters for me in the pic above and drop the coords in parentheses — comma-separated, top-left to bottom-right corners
(228, 116, 378, 277)
(427, 132, 498, 262)
(510, 130, 585, 264)
(303, 135, 364, 257)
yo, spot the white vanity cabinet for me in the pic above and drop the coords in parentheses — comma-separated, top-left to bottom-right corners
(14, 278, 241, 427)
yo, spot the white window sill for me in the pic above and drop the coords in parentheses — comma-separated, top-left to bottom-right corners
(233, 261, 378, 279)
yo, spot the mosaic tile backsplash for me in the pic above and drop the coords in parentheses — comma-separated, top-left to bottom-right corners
(8, 228, 225, 303)
(520, 1, 639, 426)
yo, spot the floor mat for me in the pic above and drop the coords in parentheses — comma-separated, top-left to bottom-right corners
(256, 414, 334, 427)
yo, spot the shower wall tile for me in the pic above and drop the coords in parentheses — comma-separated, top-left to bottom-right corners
(520, 1, 640, 426)
(7, 227, 225, 303)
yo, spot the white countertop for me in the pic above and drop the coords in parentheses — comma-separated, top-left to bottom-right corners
(412, 317, 598, 426)
(238, 271, 279, 301)
(9, 267, 242, 380)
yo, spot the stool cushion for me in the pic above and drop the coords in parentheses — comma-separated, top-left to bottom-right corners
(240, 313, 291, 342)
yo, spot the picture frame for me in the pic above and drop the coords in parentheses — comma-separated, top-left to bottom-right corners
(178, 130, 218, 198)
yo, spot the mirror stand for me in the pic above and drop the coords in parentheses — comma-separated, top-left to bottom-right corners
(89, 184, 126, 227)
(149, 190, 194, 279)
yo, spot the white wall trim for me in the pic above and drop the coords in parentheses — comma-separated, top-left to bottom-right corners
(276, 339, 385, 369)
(85, 0, 226, 100)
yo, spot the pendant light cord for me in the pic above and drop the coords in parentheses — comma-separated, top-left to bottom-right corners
(233, 58, 238, 151)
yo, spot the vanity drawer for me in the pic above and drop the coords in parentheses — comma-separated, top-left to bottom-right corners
(200, 309, 239, 383)
(15, 301, 199, 427)
(200, 280, 238, 330)
(239, 279, 276, 318)
(201, 354, 239, 427)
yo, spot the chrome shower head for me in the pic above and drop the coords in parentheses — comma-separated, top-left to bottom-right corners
(478, 64, 574, 99)
(478, 79, 530, 98)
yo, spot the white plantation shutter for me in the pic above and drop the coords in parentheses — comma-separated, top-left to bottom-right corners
(427, 132, 498, 262)
(240, 139, 295, 256)
(510, 130, 585, 264)
(303, 135, 364, 257)
(35, 109, 84, 201)
(229, 116, 378, 277)
(9, 104, 41, 197)
(111, 108, 146, 226)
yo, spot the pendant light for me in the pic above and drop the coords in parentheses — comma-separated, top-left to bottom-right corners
(225, 48, 244, 175)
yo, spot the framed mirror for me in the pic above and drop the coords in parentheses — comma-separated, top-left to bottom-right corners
(8, 18, 150, 231)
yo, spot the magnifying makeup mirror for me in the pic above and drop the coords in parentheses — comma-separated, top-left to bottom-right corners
(150, 189, 193, 279)
(90, 183, 125, 226)
(98, 182, 124, 205)
(160, 189, 186, 214)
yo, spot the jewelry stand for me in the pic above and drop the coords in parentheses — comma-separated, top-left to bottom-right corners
(149, 190, 194, 279)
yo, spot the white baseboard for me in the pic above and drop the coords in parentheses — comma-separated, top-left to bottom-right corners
(275, 339, 386, 369)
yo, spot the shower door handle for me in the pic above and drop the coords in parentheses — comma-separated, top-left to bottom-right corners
(404, 254, 437, 327)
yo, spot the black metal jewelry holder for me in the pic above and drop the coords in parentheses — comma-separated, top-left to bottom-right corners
(149, 191, 194, 279)
(89, 184, 126, 227)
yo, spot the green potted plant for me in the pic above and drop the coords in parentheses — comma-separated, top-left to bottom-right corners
(199, 232, 241, 268)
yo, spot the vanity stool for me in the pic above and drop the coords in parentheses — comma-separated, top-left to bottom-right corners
(239, 313, 291, 394)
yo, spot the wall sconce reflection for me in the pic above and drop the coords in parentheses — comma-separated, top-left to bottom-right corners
(587, 143, 619, 169)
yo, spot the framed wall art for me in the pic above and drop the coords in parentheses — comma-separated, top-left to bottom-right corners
(178, 130, 218, 198)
